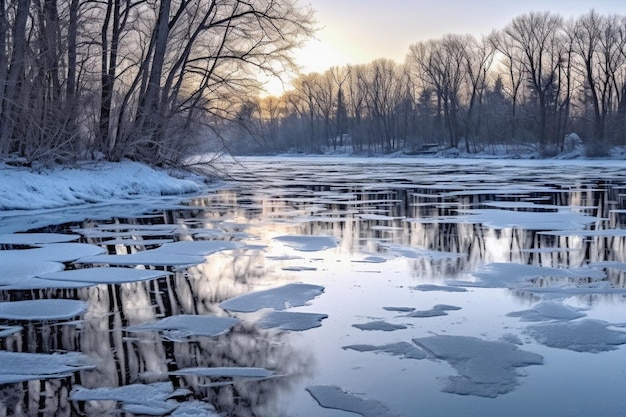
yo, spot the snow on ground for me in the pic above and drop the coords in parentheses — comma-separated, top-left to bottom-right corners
(0, 160, 204, 211)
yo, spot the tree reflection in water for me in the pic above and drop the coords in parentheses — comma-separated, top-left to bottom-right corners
(2, 160, 626, 416)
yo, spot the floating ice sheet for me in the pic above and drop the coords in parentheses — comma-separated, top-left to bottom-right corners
(0, 243, 105, 263)
(273, 235, 338, 252)
(352, 320, 407, 331)
(411, 284, 468, 293)
(170, 367, 274, 379)
(0, 299, 87, 320)
(407, 305, 461, 318)
(154, 240, 242, 256)
(343, 342, 426, 359)
(220, 283, 325, 312)
(458, 262, 605, 288)
(0, 325, 22, 337)
(126, 314, 239, 339)
(0, 232, 79, 244)
(0, 258, 63, 286)
(525, 319, 626, 353)
(70, 382, 189, 416)
(257, 311, 328, 331)
(412, 335, 543, 397)
(384, 244, 461, 260)
(38, 267, 169, 284)
(0, 351, 95, 384)
(506, 302, 586, 322)
(452, 208, 596, 230)
(306, 385, 403, 417)
(76, 251, 205, 267)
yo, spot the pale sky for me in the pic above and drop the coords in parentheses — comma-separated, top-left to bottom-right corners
(293, 0, 625, 73)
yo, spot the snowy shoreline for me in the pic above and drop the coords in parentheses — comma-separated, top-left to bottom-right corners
(0, 161, 205, 211)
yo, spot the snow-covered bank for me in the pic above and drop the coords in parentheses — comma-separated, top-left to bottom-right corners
(0, 161, 205, 211)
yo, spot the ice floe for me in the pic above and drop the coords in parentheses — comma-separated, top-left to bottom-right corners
(170, 366, 274, 379)
(407, 305, 461, 318)
(352, 320, 407, 331)
(411, 284, 468, 292)
(506, 302, 586, 322)
(306, 385, 403, 417)
(525, 319, 626, 353)
(126, 314, 240, 339)
(38, 267, 169, 284)
(257, 311, 328, 331)
(452, 208, 596, 230)
(0, 243, 106, 263)
(0, 299, 87, 320)
(219, 283, 324, 312)
(343, 342, 426, 359)
(0, 325, 22, 337)
(76, 251, 205, 267)
(0, 351, 95, 384)
(154, 240, 242, 256)
(0, 258, 63, 286)
(70, 382, 192, 416)
(383, 244, 461, 260)
(0, 232, 79, 244)
(273, 235, 338, 251)
(412, 335, 543, 397)
(458, 262, 605, 289)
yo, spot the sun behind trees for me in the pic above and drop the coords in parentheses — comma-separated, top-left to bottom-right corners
(0, 0, 314, 165)
(234, 10, 626, 157)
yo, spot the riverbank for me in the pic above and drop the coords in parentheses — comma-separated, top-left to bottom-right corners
(0, 161, 205, 211)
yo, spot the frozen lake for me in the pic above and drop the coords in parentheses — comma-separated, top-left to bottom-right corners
(2, 156, 626, 416)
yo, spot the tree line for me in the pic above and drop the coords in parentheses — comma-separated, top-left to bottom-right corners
(231, 10, 626, 156)
(0, 0, 313, 165)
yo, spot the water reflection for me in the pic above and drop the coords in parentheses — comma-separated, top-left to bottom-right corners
(2, 158, 626, 416)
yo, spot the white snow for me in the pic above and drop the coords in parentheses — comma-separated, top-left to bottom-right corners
(0, 161, 202, 212)
(0, 299, 87, 320)
(219, 283, 325, 312)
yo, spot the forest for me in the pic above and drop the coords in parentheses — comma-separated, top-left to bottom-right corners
(231, 10, 626, 157)
(1, 4, 626, 164)
(0, 0, 313, 165)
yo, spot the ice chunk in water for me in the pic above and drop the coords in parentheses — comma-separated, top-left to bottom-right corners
(38, 267, 169, 284)
(525, 319, 626, 353)
(257, 311, 328, 331)
(343, 342, 426, 359)
(352, 320, 407, 331)
(0, 299, 87, 320)
(220, 283, 324, 312)
(126, 314, 239, 339)
(0, 233, 79, 244)
(506, 302, 586, 322)
(412, 335, 543, 397)
(306, 385, 404, 417)
(0, 351, 94, 383)
(273, 235, 338, 251)
(171, 367, 274, 379)
(411, 284, 467, 293)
